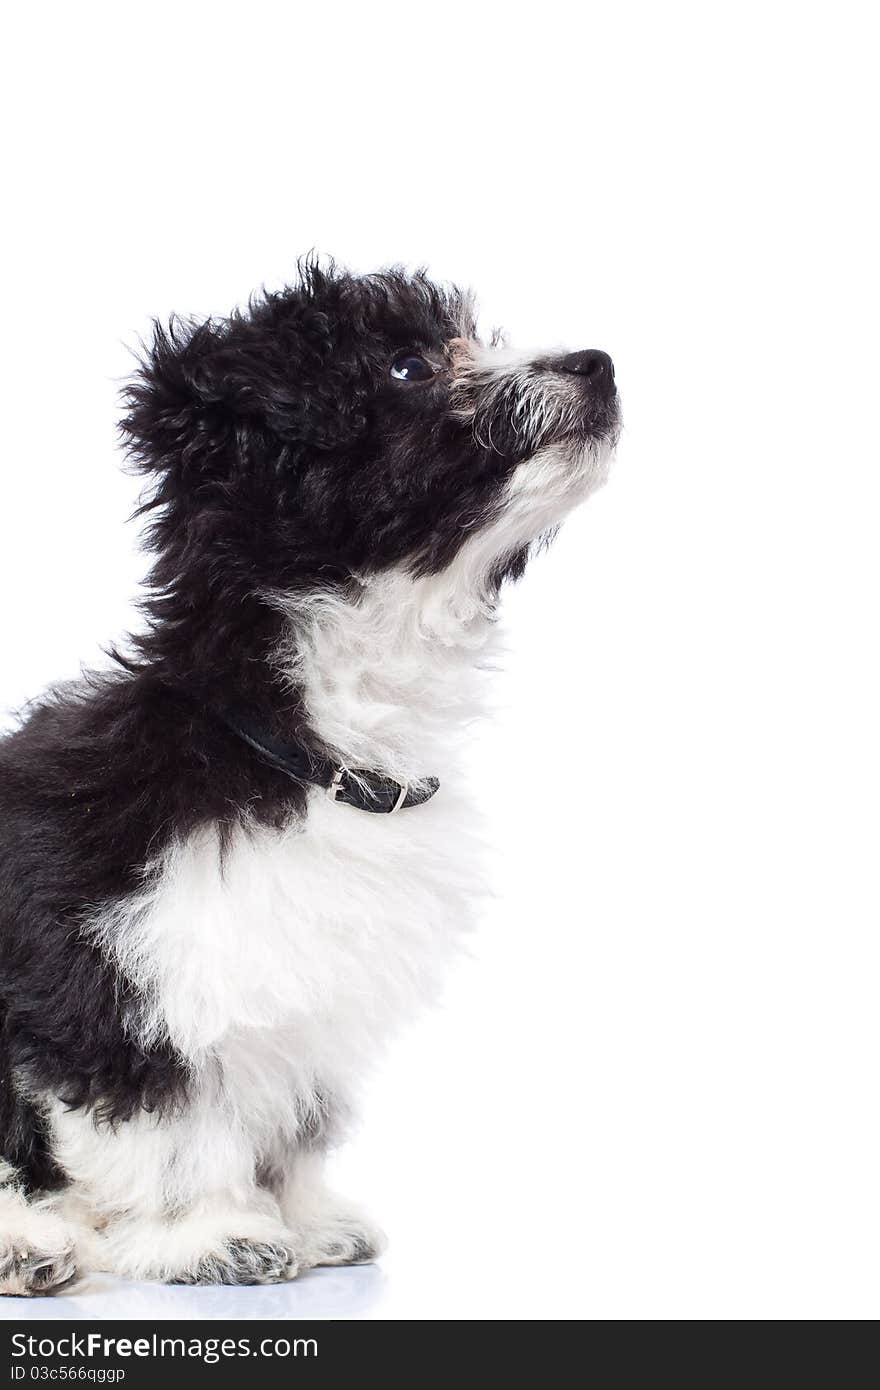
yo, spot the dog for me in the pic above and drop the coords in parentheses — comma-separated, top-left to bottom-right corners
(0, 263, 619, 1292)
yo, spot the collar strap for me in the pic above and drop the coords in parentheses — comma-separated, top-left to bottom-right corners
(221, 710, 439, 814)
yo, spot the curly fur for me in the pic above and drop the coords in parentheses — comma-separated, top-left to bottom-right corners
(0, 261, 618, 1291)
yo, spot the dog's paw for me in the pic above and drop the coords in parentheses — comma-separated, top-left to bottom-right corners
(0, 1237, 77, 1297)
(298, 1213, 385, 1269)
(172, 1236, 299, 1286)
(98, 1206, 301, 1286)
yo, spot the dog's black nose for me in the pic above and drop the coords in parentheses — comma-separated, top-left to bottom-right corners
(558, 349, 615, 384)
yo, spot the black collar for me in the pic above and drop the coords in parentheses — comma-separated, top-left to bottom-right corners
(221, 710, 439, 814)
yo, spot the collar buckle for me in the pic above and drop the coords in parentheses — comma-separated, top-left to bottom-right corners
(328, 767, 410, 813)
(389, 779, 410, 814)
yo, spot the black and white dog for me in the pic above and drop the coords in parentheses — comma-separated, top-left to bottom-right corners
(0, 265, 618, 1293)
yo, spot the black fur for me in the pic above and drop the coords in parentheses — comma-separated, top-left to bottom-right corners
(0, 262, 616, 1188)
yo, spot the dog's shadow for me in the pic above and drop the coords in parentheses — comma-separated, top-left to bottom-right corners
(0, 1261, 387, 1321)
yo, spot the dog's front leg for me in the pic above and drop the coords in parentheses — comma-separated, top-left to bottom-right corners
(48, 1090, 299, 1285)
(278, 1150, 385, 1270)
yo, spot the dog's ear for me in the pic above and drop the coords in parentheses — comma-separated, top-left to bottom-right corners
(121, 305, 351, 482)
(120, 318, 232, 484)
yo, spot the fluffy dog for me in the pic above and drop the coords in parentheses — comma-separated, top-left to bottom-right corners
(0, 264, 618, 1292)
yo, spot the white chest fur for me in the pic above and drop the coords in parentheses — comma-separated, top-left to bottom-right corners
(90, 567, 501, 1137)
(102, 785, 485, 1084)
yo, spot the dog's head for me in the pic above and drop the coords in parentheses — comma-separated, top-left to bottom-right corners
(124, 264, 619, 605)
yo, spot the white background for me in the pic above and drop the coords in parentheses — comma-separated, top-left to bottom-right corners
(1, 2, 877, 1320)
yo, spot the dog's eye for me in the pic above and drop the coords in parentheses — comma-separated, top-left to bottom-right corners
(389, 354, 435, 383)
